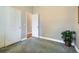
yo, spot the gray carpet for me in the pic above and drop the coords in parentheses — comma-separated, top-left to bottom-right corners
(0, 37, 77, 53)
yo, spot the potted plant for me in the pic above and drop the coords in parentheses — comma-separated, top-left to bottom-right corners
(61, 30, 76, 47)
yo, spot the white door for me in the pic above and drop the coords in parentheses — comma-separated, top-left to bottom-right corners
(0, 7, 6, 48)
(5, 7, 21, 46)
(32, 14, 39, 37)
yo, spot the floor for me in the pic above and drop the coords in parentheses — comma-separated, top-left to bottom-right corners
(0, 37, 77, 53)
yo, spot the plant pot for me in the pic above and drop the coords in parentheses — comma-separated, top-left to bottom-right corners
(65, 41, 72, 47)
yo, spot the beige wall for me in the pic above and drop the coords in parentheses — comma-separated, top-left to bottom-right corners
(74, 7, 79, 49)
(27, 13, 32, 32)
(12, 6, 32, 13)
(33, 6, 76, 41)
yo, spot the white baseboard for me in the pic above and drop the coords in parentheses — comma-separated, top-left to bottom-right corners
(39, 36, 64, 44)
(74, 45, 79, 53)
(21, 38, 27, 41)
(32, 36, 39, 38)
(39, 36, 75, 45)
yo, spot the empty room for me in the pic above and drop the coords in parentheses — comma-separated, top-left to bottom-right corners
(0, 6, 79, 53)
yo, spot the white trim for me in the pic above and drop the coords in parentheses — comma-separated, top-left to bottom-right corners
(39, 36, 64, 44)
(74, 45, 79, 53)
(39, 36, 75, 45)
(21, 38, 27, 41)
(33, 36, 39, 38)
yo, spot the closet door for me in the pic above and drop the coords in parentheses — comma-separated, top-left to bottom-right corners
(5, 7, 21, 46)
(0, 7, 6, 48)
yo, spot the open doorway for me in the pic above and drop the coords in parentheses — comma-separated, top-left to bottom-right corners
(27, 14, 39, 38)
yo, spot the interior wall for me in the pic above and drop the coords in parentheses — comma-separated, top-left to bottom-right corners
(74, 7, 79, 49)
(12, 6, 32, 13)
(0, 7, 6, 48)
(21, 11, 27, 39)
(27, 13, 32, 33)
(33, 6, 76, 41)
(12, 6, 32, 39)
